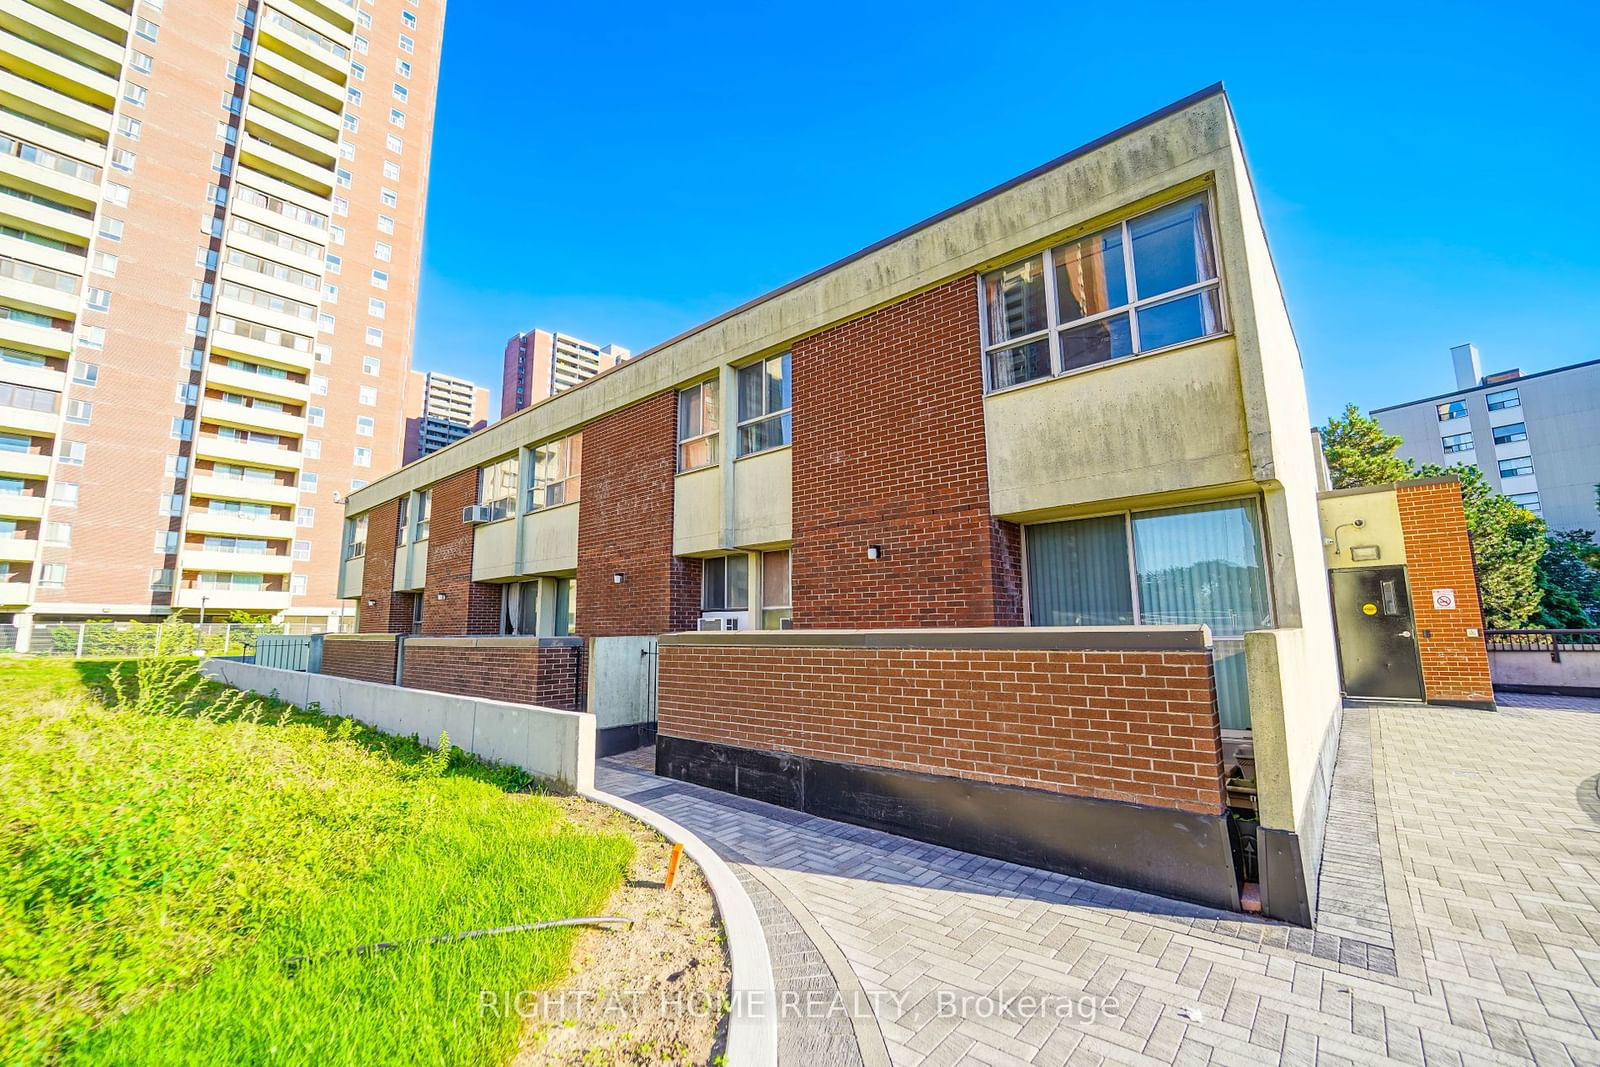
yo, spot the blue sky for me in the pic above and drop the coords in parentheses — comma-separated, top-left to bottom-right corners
(413, 1, 1598, 424)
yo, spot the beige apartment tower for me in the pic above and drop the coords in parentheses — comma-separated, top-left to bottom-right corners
(500, 328, 628, 417)
(0, 0, 444, 629)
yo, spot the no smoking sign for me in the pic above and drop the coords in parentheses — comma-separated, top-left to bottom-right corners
(1431, 588, 1457, 611)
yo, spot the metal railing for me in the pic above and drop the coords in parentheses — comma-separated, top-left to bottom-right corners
(1486, 629, 1600, 661)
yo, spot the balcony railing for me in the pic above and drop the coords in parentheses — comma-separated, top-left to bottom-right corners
(1486, 629, 1600, 661)
(0, 256, 79, 295)
(0, 132, 100, 184)
(263, 8, 350, 61)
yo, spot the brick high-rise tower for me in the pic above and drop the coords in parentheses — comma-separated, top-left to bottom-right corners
(0, 0, 445, 629)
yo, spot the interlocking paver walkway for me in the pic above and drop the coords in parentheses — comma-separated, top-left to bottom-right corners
(601, 698, 1600, 1064)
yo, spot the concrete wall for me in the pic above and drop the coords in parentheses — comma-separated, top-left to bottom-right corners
(202, 658, 595, 792)
(401, 635, 585, 711)
(338, 554, 364, 599)
(1318, 488, 1407, 570)
(731, 446, 791, 549)
(587, 635, 658, 729)
(471, 517, 519, 583)
(521, 503, 579, 575)
(1490, 650, 1600, 694)
(673, 465, 721, 557)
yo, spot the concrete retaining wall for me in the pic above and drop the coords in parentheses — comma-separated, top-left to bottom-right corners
(202, 659, 595, 792)
(1490, 650, 1600, 695)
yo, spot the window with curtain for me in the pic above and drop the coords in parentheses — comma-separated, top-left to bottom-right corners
(702, 554, 749, 612)
(736, 353, 790, 456)
(477, 456, 517, 520)
(981, 193, 1225, 390)
(502, 580, 539, 636)
(677, 379, 719, 471)
(1026, 499, 1271, 731)
(761, 549, 791, 628)
(529, 433, 580, 510)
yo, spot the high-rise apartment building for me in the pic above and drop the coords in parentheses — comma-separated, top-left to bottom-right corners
(500, 328, 628, 417)
(0, 0, 444, 630)
(1373, 344, 1600, 532)
(402, 368, 487, 461)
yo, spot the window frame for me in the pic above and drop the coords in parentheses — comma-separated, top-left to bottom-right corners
(1485, 388, 1521, 411)
(978, 190, 1229, 395)
(1441, 431, 1474, 454)
(1492, 422, 1527, 445)
(477, 456, 518, 521)
(676, 378, 720, 472)
(734, 352, 791, 458)
(527, 434, 581, 511)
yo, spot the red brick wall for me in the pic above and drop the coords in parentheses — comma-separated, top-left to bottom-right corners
(358, 499, 412, 633)
(575, 392, 701, 637)
(401, 639, 584, 710)
(1396, 480, 1494, 705)
(790, 276, 1023, 627)
(658, 642, 1227, 814)
(321, 635, 399, 686)
(422, 467, 501, 635)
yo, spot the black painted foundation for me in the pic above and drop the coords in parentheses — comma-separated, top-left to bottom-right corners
(656, 734, 1242, 913)
(598, 721, 657, 757)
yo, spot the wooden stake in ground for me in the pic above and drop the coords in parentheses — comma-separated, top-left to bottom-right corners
(664, 843, 684, 889)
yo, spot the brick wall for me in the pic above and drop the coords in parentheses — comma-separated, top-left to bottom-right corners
(1396, 480, 1495, 705)
(790, 275, 1023, 627)
(575, 391, 701, 637)
(422, 467, 501, 635)
(401, 639, 584, 710)
(657, 641, 1227, 814)
(321, 635, 399, 686)
(357, 498, 411, 633)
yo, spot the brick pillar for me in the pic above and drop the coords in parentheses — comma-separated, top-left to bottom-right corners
(422, 467, 502, 635)
(357, 498, 411, 632)
(1396, 479, 1495, 707)
(791, 274, 1023, 627)
(576, 391, 701, 637)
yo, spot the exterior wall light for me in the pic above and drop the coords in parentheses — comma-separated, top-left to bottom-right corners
(435, 592, 446, 600)
(866, 545, 882, 560)
(365, 598, 376, 607)
(613, 572, 625, 584)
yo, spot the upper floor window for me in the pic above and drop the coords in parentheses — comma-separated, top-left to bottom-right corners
(529, 433, 581, 510)
(702, 554, 748, 612)
(344, 515, 367, 558)
(478, 457, 517, 521)
(1486, 388, 1520, 411)
(981, 193, 1224, 392)
(736, 353, 790, 456)
(415, 488, 431, 540)
(1498, 456, 1534, 479)
(1508, 491, 1541, 515)
(677, 379, 719, 471)
(1441, 431, 1474, 454)
(1493, 422, 1527, 445)
(1436, 400, 1468, 422)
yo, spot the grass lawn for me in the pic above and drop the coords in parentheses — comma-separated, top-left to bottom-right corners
(0, 656, 633, 1066)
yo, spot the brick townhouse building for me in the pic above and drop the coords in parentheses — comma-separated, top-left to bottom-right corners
(334, 86, 1350, 923)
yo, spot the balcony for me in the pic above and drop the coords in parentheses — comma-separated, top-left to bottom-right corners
(0, 312, 72, 355)
(222, 223, 325, 280)
(251, 45, 344, 115)
(0, 0, 126, 78)
(193, 434, 302, 472)
(257, 5, 351, 85)
(0, 143, 101, 211)
(0, 69, 114, 139)
(0, 535, 36, 563)
(275, 0, 355, 38)
(208, 326, 315, 374)
(0, 579, 29, 605)
(243, 104, 338, 169)
(0, 449, 50, 478)
(248, 76, 341, 143)
(218, 256, 321, 310)
(0, 182, 95, 244)
(0, 360, 67, 393)
(41, 0, 131, 43)
(0, 260, 81, 318)
(179, 548, 295, 576)
(0, 493, 45, 520)
(0, 33, 118, 111)
(238, 134, 334, 198)
(174, 587, 292, 613)
(190, 472, 300, 507)
(200, 395, 306, 438)
(182, 507, 295, 541)
(215, 291, 318, 340)
(0, 405, 60, 438)
(203, 360, 311, 404)
(0, 231, 88, 276)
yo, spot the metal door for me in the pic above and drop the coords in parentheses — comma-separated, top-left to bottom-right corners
(1330, 567, 1424, 700)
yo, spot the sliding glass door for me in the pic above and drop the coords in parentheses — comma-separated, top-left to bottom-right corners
(1025, 498, 1272, 730)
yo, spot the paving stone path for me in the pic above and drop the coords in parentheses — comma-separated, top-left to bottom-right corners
(599, 697, 1600, 1065)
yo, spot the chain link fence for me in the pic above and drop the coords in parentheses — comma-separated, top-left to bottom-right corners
(24, 621, 317, 658)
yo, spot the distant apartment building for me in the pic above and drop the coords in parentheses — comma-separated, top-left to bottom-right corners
(402, 369, 488, 462)
(1373, 345, 1600, 532)
(499, 328, 628, 417)
(0, 0, 444, 629)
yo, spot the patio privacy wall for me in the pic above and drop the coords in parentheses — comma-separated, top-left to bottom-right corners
(654, 627, 1242, 912)
(319, 633, 585, 710)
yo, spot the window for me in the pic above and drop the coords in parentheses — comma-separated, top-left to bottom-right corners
(761, 549, 791, 629)
(44, 521, 71, 545)
(92, 251, 118, 276)
(371, 269, 389, 289)
(297, 506, 315, 527)
(365, 327, 383, 347)
(356, 415, 374, 436)
(124, 83, 148, 107)
(40, 563, 66, 588)
(396, 59, 412, 78)
(0, 383, 59, 413)
(399, 33, 415, 53)
(350, 62, 365, 81)
(383, 160, 399, 181)
(347, 87, 362, 107)
(131, 50, 154, 74)
(0, 432, 27, 454)
(395, 495, 409, 546)
(354, 34, 368, 53)
(336, 167, 352, 188)
(58, 441, 85, 465)
(392, 83, 408, 103)
(1509, 492, 1541, 514)
(374, 239, 392, 259)
(402, 10, 417, 28)
(164, 454, 188, 477)
(318, 312, 335, 333)
(529, 434, 581, 510)
(478, 457, 518, 520)
(149, 567, 173, 591)
(72, 362, 99, 386)
(135, 16, 158, 41)
(305, 438, 321, 459)
(117, 116, 141, 140)
(65, 399, 91, 424)
(362, 355, 380, 375)
(389, 108, 406, 128)
(79, 326, 105, 352)
(677, 379, 719, 471)
(155, 529, 177, 553)
(301, 472, 318, 492)
(293, 539, 311, 561)
(501, 579, 540, 636)
(385, 135, 402, 154)
(325, 253, 341, 274)
(415, 488, 431, 540)
(344, 515, 367, 558)
(158, 493, 182, 515)
(171, 417, 193, 440)
(343, 113, 359, 133)
(736, 353, 791, 456)
(368, 298, 385, 318)
(110, 148, 136, 173)
(981, 194, 1225, 391)
(98, 217, 124, 242)
(53, 482, 78, 505)
(1486, 388, 1521, 411)
(359, 385, 376, 405)
(702, 555, 749, 612)
(308, 405, 325, 427)
(1436, 400, 1468, 422)
(86, 287, 112, 312)
(1498, 456, 1534, 479)
(291, 574, 308, 595)
(1442, 431, 1474, 454)
(1493, 422, 1528, 445)
(1027, 499, 1270, 730)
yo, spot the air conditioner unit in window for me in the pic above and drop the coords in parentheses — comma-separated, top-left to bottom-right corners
(778, 617, 794, 630)
(461, 504, 494, 524)
(697, 616, 739, 631)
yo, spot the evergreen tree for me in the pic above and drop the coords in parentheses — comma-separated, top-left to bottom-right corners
(1321, 404, 1414, 489)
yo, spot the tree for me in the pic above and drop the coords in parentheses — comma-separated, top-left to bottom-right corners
(1321, 404, 1415, 489)
(1417, 463, 1545, 628)
(1532, 529, 1600, 627)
